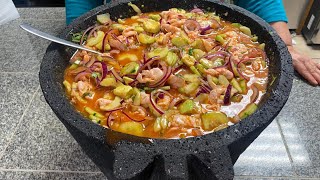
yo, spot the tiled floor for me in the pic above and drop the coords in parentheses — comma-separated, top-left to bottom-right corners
(0, 7, 320, 180)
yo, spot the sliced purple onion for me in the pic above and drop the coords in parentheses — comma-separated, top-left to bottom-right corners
(74, 71, 91, 81)
(87, 25, 105, 40)
(200, 25, 211, 35)
(250, 85, 259, 103)
(122, 110, 145, 122)
(80, 25, 95, 45)
(150, 91, 164, 115)
(158, 92, 164, 99)
(223, 84, 232, 105)
(169, 98, 184, 109)
(110, 68, 124, 82)
(148, 65, 172, 88)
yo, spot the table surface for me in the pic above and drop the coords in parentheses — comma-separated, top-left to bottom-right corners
(0, 7, 319, 180)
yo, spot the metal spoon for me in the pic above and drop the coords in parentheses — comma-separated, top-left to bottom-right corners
(20, 23, 103, 55)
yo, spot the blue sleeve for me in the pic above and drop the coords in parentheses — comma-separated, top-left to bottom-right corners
(235, 0, 288, 23)
(65, 0, 109, 24)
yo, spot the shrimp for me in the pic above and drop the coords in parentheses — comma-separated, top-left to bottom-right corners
(209, 85, 225, 105)
(170, 114, 202, 128)
(162, 32, 172, 45)
(77, 81, 92, 96)
(202, 38, 215, 52)
(225, 31, 240, 44)
(228, 43, 248, 61)
(136, 68, 164, 84)
(82, 54, 91, 65)
(169, 19, 186, 27)
(140, 91, 150, 108)
(167, 75, 185, 89)
(97, 98, 113, 107)
(122, 27, 137, 37)
(70, 81, 93, 101)
(187, 31, 199, 40)
(161, 24, 180, 33)
(205, 68, 234, 80)
(157, 95, 171, 110)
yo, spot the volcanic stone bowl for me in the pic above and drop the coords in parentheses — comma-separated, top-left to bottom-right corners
(39, 0, 293, 179)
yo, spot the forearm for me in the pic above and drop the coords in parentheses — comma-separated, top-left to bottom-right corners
(270, 22, 292, 48)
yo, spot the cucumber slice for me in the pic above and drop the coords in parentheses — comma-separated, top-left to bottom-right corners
(201, 111, 229, 131)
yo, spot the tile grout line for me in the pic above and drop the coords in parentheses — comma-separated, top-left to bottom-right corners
(275, 118, 298, 177)
(0, 168, 102, 174)
(0, 85, 40, 160)
(235, 175, 320, 180)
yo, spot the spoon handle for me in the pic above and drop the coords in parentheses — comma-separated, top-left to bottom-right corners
(20, 23, 102, 55)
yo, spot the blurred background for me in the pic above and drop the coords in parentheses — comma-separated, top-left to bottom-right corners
(13, 0, 65, 7)
(12, 0, 320, 44)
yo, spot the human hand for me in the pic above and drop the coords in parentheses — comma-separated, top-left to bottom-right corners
(288, 45, 320, 86)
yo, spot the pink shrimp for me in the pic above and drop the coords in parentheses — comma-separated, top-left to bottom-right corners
(161, 24, 180, 33)
(122, 27, 137, 37)
(157, 95, 171, 110)
(77, 81, 92, 96)
(136, 68, 164, 84)
(205, 68, 234, 80)
(170, 114, 202, 128)
(167, 75, 186, 89)
(140, 91, 150, 108)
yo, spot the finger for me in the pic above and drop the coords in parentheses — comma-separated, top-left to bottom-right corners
(304, 60, 320, 84)
(294, 62, 318, 85)
(316, 62, 320, 70)
(314, 68, 320, 84)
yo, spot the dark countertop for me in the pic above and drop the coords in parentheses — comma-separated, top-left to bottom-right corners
(0, 7, 319, 180)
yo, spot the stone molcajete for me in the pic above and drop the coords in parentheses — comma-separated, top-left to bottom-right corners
(39, 0, 293, 179)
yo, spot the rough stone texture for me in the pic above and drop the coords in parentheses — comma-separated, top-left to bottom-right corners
(39, 0, 293, 179)
(0, 171, 105, 180)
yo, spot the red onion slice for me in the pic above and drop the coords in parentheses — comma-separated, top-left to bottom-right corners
(223, 84, 232, 105)
(80, 25, 95, 45)
(250, 85, 259, 103)
(106, 112, 113, 128)
(236, 62, 250, 81)
(104, 107, 124, 113)
(198, 78, 212, 91)
(74, 71, 91, 81)
(110, 68, 124, 82)
(200, 25, 211, 35)
(150, 91, 164, 115)
(122, 110, 145, 122)
(92, 61, 108, 85)
(149, 66, 172, 88)
(109, 33, 126, 51)
(87, 25, 105, 39)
